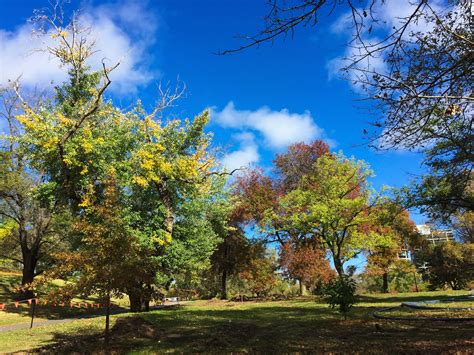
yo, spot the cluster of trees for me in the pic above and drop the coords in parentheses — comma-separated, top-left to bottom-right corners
(0, 1, 472, 333)
(207, 140, 430, 305)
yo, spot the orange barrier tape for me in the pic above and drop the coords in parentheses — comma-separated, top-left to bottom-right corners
(0, 297, 104, 310)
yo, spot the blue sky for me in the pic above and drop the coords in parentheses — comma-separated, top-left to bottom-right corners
(0, 0, 427, 225)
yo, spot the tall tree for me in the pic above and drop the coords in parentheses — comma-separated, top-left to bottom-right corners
(238, 243, 278, 297)
(209, 227, 251, 300)
(232, 142, 333, 290)
(234, 143, 390, 278)
(155, 176, 230, 301)
(365, 205, 421, 293)
(13, 6, 225, 312)
(417, 241, 474, 290)
(268, 153, 388, 277)
(452, 211, 474, 244)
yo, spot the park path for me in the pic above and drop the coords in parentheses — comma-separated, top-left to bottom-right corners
(0, 318, 78, 332)
(0, 302, 185, 333)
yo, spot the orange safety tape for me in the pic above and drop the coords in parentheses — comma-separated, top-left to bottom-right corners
(0, 298, 109, 310)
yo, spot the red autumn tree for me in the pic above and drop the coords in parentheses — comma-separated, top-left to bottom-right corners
(280, 242, 335, 294)
(231, 141, 336, 295)
(238, 243, 278, 297)
(274, 140, 330, 191)
(232, 168, 277, 224)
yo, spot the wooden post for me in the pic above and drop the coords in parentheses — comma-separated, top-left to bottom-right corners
(30, 298, 36, 329)
(105, 295, 111, 345)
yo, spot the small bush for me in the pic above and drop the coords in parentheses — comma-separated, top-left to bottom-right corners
(323, 275, 357, 319)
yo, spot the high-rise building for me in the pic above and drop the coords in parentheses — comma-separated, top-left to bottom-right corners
(416, 224, 455, 245)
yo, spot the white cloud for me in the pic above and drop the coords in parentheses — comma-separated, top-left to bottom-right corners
(327, 37, 387, 93)
(0, 0, 157, 93)
(212, 101, 327, 149)
(374, 0, 444, 34)
(221, 132, 260, 172)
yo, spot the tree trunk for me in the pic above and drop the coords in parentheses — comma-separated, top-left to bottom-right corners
(128, 285, 152, 312)
(20, 250, 37, 299)
(333, 256, 344, 278)
(128, 289, 143, 312)
(382, 272, 389, 293)
(221, 269, 227, 300)
(298, 279, 303, 296)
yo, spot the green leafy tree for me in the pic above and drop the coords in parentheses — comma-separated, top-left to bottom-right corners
(268, 153, 388, 277)
(365, 205, 421, 293)
(157, 176, 230, 299)
(13, 7, 225, 312)
(418, 242, 473, 290)
(0, 87, 72, 297)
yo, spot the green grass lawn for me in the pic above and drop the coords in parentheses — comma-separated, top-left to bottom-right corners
(1, 291, 473, 353)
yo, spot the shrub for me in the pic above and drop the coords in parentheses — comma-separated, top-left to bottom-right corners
(324, 275, 357, 319)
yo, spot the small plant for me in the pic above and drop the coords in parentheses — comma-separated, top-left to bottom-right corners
(324, 275, 357, 320)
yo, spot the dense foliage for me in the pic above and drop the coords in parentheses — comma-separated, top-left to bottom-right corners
(417, 241, 473, 290)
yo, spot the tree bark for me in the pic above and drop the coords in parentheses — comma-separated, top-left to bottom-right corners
(333, 255, 344, 278)
(20, 249, 38, 299)
(128, 290, 143, 312)
(128, 285, 152, 312)
(382, 272, 389, 293)
(298, 279, 303, 296)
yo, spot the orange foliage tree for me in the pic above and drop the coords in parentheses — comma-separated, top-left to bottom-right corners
(280, 242, 334, 294)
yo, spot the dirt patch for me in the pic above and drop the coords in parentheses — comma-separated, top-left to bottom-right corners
(111, 316, 160, 339)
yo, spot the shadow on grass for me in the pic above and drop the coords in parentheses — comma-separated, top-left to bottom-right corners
(31, 316, 162, 353)
(31, 303, 474, 353)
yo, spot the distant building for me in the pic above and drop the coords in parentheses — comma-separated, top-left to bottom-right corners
(416, 224, 455, 245)
(397, 248, 411, 260)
